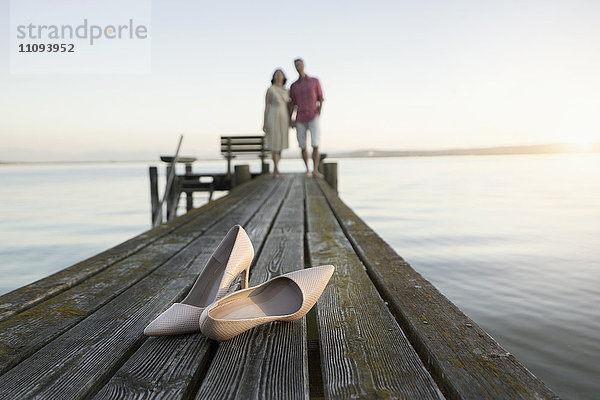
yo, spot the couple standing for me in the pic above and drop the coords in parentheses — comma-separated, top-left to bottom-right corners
(263, 58, 324, 178)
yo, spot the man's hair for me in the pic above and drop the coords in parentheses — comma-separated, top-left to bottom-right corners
(294, 58, 304, 64)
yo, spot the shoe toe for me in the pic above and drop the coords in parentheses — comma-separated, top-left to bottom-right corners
(144, 303, 204, 336)
(286, 265, 335, 320)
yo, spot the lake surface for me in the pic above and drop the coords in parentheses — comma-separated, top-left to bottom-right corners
(1, 154, 598, 399)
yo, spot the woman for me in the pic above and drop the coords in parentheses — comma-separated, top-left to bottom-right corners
(263, 69, 290, 178)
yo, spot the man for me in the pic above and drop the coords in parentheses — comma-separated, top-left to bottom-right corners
(289, 58, 324, 178)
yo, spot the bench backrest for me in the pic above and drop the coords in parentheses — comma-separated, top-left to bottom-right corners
(220, 135, 267, 175)
(220, 136, 266, 159)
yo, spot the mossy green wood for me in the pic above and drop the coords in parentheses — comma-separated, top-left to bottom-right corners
(305, 178, 444, 400)
(0, 180, 252, 323)
(0, 176, 271, 376)
(315, 178, 559, 400)
(0, 177, 280, 399)
(93, 176, 295, 400)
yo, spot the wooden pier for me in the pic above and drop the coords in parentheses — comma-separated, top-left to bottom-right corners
(0, 174, 558, 399)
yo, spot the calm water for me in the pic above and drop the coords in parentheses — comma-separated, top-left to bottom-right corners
(1, 154, 599, 399)
(338, 154, 600, 400)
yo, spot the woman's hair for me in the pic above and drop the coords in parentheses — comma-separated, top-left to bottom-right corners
(271, 69, 287, 85)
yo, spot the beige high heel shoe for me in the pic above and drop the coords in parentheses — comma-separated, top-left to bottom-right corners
(144, 225, 254, 336)
(199, 265, 335, 342)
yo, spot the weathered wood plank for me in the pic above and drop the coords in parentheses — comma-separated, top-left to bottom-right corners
(92, 176, 295, 400)
(0, 177, 285, 399)
(0, 176, 273, 376)
(305, 178, 444, 400)
(0, 180, 254, 323)
(315, 178, 559, 400)
(99, 333, 216, 400)
(195, 175, 308, 400)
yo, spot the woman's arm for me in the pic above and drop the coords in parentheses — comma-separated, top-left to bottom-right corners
(263, 89, 271, 133)
(289, 85, 296, 127)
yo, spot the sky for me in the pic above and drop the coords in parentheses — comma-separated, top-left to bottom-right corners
(1, 0, 599, 161)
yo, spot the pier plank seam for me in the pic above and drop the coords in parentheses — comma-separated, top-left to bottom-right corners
(0, 177, 254, 323)
(0, 176, 276, 378)
(314, 178, 560, 400)
(304, 178, 444, 400)
(92, 176, 295, 400)
(0, 176, 286, 399)
(195, 175, 309, 400)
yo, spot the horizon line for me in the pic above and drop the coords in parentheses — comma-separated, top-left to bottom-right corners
(2, 141, 599, 165)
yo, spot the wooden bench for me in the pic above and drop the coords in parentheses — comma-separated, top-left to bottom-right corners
(220, 135, 268, 176)
(0, 174, 558, 399)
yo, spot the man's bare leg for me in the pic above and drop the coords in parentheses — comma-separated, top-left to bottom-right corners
(312, 146, 324, 178)
(301, 147, 311, 177)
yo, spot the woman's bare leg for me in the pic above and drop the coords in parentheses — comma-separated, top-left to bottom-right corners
(272, 151, 282, 177)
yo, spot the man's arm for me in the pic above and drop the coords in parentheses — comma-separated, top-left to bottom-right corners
(316, 79, 324, 115)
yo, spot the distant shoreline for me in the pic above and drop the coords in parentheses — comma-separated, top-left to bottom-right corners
(333, 142, 600, 158)
(2, 142, 598, 164)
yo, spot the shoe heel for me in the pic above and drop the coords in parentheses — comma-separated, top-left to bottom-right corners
(240, 267, 250, 289)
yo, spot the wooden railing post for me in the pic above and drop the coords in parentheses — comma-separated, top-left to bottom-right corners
(227, 137, 232, 177)
(260, 136, 269, 174)
(234, 164, 251, 187)
(166, 166, 181, 221)
(149, 166, 159, 225)
(185, 163, 193, 211)
(166, 165, 173, 220)
(153, 135, 183, 226)
(318, 153, 327, 175)
(323, 162, 338, 192)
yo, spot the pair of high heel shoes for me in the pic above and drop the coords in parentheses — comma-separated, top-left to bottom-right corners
(144, 225, 334, 341)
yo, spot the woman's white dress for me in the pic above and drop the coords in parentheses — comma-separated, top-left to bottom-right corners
(264, 85, 290, 151)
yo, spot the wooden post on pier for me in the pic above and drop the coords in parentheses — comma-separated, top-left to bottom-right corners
(170, 177, 182, 221)
(226, 137, 233, 177)
(185, 163, 193, 211)
(166, 166, 181, 221)
(318, 153, 327, 175)
(262, 162, 270, 174)
(148, 166, 159, 224)
(165, 165, 173, 220)
(323, 162, 338, 192)
(234, 164, 251, 187)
